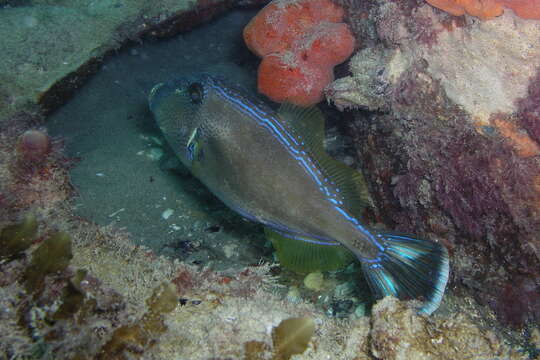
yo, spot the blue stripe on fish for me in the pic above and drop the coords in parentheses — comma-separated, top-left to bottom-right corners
(208, 79, 383, 253)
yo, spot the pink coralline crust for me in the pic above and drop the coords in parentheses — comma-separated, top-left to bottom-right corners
(376, 0, 467, 50)
(244, 0, 355, 106)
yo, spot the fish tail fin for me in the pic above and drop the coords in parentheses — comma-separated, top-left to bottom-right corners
(361, 231, 449, 315)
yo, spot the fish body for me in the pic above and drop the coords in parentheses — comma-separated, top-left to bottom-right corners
(149, 74, 449, 315)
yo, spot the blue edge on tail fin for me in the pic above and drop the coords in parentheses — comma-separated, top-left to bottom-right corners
(361, 232, 450, 315)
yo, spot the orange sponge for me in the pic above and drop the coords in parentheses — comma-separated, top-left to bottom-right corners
(244, 0, 355, 106)
(426, 0, 540, 20)
(243, 0, 345, 57)
(500, 0, 540, 20)
(293, 22, 356, 67)
(258, 52, 334, 106)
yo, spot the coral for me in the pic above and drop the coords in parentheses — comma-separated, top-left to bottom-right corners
(243, 0, 345, 57)
(425, 0, 540, 20)
(503, 0, 540, 20)
(244, 0, 355, 106)
(425, 0, 504, 19)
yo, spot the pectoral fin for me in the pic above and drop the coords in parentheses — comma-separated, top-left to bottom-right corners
(265, 227, 354, 274)
(185, 127, 204, 166)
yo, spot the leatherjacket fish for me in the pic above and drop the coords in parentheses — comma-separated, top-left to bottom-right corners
(149, 74, 449, 315)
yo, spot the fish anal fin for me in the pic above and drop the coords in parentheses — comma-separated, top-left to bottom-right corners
(265, 227, 354, 274)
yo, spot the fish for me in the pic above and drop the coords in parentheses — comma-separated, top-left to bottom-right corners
(148, 73, 449, 315)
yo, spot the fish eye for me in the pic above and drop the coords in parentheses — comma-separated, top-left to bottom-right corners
(188, 82, 203, 104)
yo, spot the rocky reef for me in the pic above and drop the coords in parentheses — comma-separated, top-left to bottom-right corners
(0, 0, 539, 359)
(0, 0, 234, 121)
(327, 0, 540, 328)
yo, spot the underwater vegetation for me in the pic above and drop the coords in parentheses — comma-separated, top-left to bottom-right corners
(97, 282, 178, 359)
(1, 0, 539, 358)
(271, 317, 315, 360)
(0, 217, 122, 359)
(326, 0, 540, 329)
(0, 212, 534, 359)
(243, 0, 355, 106)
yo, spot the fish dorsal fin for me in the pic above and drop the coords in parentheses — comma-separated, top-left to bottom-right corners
(278, 103, 326, 147)
(277, 103, 371, 218)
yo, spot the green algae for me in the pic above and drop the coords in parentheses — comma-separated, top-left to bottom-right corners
(244, 340, 272, 360)
(0, 214, 37, 260)
(97, 282, 178, 359)
(53, 269, 87, 320)
(272, 317, 315, 360)
(23, 231, 73, 294)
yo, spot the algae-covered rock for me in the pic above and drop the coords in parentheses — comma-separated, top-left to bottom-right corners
(0, 0, 231, 120)
(328, 0, 540, 327)
(329, 2, 540, 124)
(369, 297, 527, 360)
(97, 282, 177, 359)
(23, 231, 72, 293)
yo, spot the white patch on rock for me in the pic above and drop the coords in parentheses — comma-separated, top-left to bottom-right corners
(425, 10, 540, 124)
